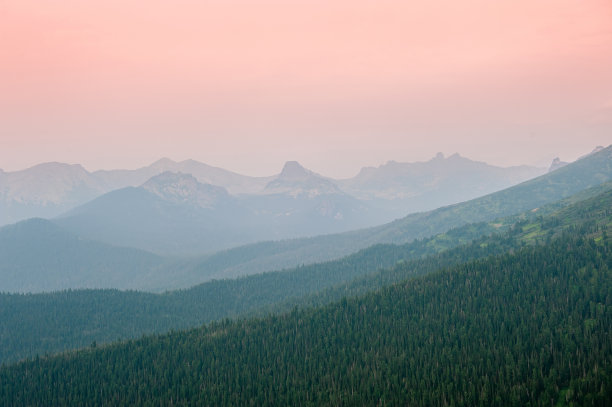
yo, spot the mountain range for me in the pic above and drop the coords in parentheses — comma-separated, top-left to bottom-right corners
(54, 166, 379, 255)
(2, 174, 611, 364)
(0, 153, 546, 229)
(2, 184, 609, 405)
(1, 145, 610, 293)
(1, 145, 611, 405)
(168, 144, 612, 283)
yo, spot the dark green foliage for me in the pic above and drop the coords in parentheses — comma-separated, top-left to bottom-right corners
(0, 225, 504, 365)
(1, 186, 611, 365)
(1, 234, 609, 406)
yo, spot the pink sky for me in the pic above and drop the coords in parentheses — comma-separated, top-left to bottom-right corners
(1, 0, 611, 177)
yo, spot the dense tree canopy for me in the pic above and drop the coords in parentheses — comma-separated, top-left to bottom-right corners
(1, 233, 610, 406)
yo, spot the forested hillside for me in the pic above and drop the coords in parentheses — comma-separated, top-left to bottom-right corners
(1, 185, 611, 366)
(170, 145, 612, 283)
(2, 232, 609, 406)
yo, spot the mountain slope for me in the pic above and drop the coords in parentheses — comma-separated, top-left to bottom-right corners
(0, 219, 164, 293)
(92, 157, 271, 195)
(339, 152, 545, 215)
(0, 163, 106, 225)
(2, 183, 610, 365)
(179, 144, 612, 278)
(0, 158, 269, 226)
(264, 161, 343, 197)
(56, 168, 383, 255)
(2, 232, 609, 405)
(54, 179, 255, 256)
(1, 153, 544, 227)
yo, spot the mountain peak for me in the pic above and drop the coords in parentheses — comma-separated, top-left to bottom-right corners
(279, 161, 310, 179)
(142, 171, 229, 207)
(548, 157, 569, 173)
(266, 162, 342, 197)
(150, 157, 177, 168)
(27, 162, 87, 173)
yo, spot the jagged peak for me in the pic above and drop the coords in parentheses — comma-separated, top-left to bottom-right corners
(279, 161, 310, 179)
(548, 157, 569, 173)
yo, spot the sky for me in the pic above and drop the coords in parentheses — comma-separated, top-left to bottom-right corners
(1, 0, 611, 177)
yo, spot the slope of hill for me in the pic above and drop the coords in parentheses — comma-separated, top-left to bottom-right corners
(0, 219, 165, 293)
(339, 152, 545, 214)
(92, 157, 271, 195)
(54, 183, 258, 256)
(177, 144, 612, 279)
(1, 184, 610, 365)
(0, 163, 105, 226)
(264, 161, 343, 196)
(0, 158, 269, 226)
(2, 147, 608, 296)
(55, 168, 384, 255)
(2, 231, 609, 405)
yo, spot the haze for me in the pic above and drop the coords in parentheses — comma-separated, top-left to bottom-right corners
(1, 0, 611, 177)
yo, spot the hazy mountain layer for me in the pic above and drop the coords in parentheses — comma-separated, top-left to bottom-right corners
(0, 158, 268, 226)
(55, 170, 381, 256)
(1, 153, 545, 227)
(338, 152, 546, 214)
(0, 219, 165, 293)
(166, 145, 612, 280)
(1, 147, 609, 294)
(47, 150, 593, 257)
(1, 183, 610, 364)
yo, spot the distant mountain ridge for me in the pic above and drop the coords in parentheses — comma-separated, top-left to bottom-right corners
(1, 177, 609, 365)
(548, 157, 569, 172)
(0, 146, 610, 294)
(172, 144, 612, 279)
(0, 159, 269, 226)
(142, 172, 231, 208)
(0, 163, 106, 225)
(1, 153, 546, 227)
(55, 169, 381, 255)
(338, 152, 546, 214)
(264, 161, 342, 197)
